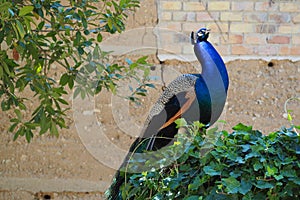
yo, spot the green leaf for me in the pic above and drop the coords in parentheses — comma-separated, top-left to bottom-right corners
(239, 179, 252, 195)
(25, 129, 33, 142)
(294, 125, 300, 130)
(107, 17, 113, 29)
(184, 196, 202, 200)
(13, 128, 23, 141)
(50, 120, 59, 137)
(289, 177, 300, 185)
(19, 5, 34, 16)
(253, 161, 263, 171)
(222, 177, 240, 194)
(16, 20, 26, 39)
(97, 33, 103, 42)
(60, 73, 70, 86)
(9, 122, 18, 132)
(40, 120, 50, 135)
(73, 87, 81, 99)
(203, 165, 221, 176)
(14, 109, 22, 121)
(175, 118, 187, 128)
(242, 192, 254, 200)
(74, 31, 81, 46)
(68, 76, 74, 89)
(281, 166, 297, 177)
(274, 174, 284, 181)
(266, 165, 278, 176)
(232, 123, 252, 132)
(0, 64, 3, 78)
(254, 180, 274, 189)
(188, 176, 201, 191)
(37, 21, 45, 30)
(57, 98, 68, 105)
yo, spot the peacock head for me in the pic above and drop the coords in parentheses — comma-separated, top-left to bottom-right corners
(191, 28, 210, 44)
(196, 28, 210, 42)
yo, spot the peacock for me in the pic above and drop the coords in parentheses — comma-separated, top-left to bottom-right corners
(105, 28, 229, 200)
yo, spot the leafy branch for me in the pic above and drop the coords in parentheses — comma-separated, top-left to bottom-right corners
(0, 0, 154, 142)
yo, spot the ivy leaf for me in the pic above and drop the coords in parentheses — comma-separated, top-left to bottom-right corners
(281, 166, 297, 177)
(184, 196, 202, 200)
(239, 179, 252, 195)
(232, 123, 252, 132)
(266, 165, 278, 176)
(222, 177, 240, 194)
(254, 180, 274, 189)
(203, 166, 221, 176)
(175, 118, 187, 128)
(253, 161, 263, 171)
(188, 176, 201, 191)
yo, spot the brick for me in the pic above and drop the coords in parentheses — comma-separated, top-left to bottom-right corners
(173, 12, 195, 21)
(280, 46, 300, 55)
(208, 1, 230, 11)
(292, 35, 300, 45)
(278, 25, 300, 34)
(214, 45, 230, 56)
(207, 33, 220, 44)
(220, 12, 243, 22)
(278, 25, 291, 34)
(183, 2, 205, 11)
(280, 3, 299, 12)
(256, 24, 277, 34)
(161, 12, 172, 21)
(221, 34, 243, 44)
(231, 45, 253, 55)
(232, 2, 253, 11)
(267, 36, 290, 44)
(161, 1, 182, 11)
(279, 46, 290, 55)
(182, 22, 203, 32)
(269, 13, 291, 23)
(255, 2, 278, 11)
(290, 46, 300, 55)
(206, 23, 229, 33)
(292, 14, 300, 23)
(159, 22, 182, 31)
(256, 45, 279, 56)
(196, 12, 219, 22)
(231, 23, 254, 33)
(244, 13, 268, 23)
(244, 35, 266, 45)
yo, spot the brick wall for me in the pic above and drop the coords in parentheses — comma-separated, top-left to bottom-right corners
(102, 0, 300, 61)
(157, 0, 300, 61)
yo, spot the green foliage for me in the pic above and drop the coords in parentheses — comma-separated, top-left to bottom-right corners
(122, 121, 300, 199)
(0, 0, 153, 142)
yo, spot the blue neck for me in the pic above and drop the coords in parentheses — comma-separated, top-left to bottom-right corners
(194, 41, 229, 91)
(193, 41, 229, 125)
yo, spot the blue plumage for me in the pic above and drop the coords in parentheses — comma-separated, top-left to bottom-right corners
(106, 28, 229, 200)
